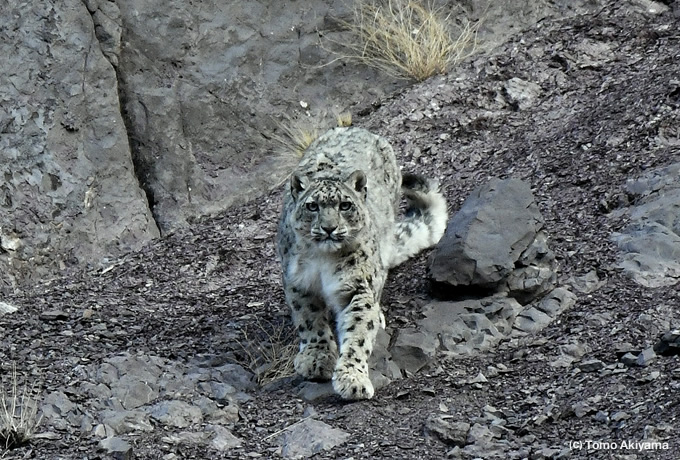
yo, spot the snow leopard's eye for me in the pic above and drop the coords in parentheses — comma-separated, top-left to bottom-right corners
(306, 202, 319, 212)
(339, 201, 352, 211)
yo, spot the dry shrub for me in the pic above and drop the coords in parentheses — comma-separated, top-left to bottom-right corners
(1, 364, 42, 451)
(235, 317, 297, 386)
(336, 111, 353, 127)
(339, 0, 478, 81)
(270, 116, 321, 160)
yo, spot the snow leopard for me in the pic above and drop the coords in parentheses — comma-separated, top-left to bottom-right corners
(277, 127, 448, 400)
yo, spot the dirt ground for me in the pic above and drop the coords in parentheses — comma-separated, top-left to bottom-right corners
(2, 3, 679, 459)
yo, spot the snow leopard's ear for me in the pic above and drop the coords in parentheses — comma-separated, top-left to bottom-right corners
(290, 174, 307, 200)
(347, 170, 367, 200)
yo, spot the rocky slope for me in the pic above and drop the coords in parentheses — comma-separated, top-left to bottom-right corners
(1, 1, 680, 459)
(0, 0, 603, 290)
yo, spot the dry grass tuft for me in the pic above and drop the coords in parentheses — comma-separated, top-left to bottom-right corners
(271, 117, 320, 159)
(336, 0, 478, 81)
(336, 111, 353, 127)
(1, 364, 42, 452)
(235, 317, 297, 386)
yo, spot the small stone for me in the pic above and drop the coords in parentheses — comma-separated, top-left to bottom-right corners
(611, 411, 630, 422)
(614, 342, 638, 358)
(572, 401, 595, 418)
(99, 437, 133, 460)
(39, 310, 69, 321)
(468, 372, 488, 384)
(276, 418, 350, 458)
(579, 359, 605, 372)
(654, 330, 680, 356)
(206, 424, 242, 451)
(620, 352, 638, 366)
(391, 328, 438, 374)
(593, 411, 609, 423)
(147, 400, 203, 428)
(0, 301, 18, 315)
(533, 446, 562, 459)
(495, 363, 510, 372)
(100, 409, 154, 434)
(424, 415, 470, 447)
(485, 366, 499, 378)
(161, 431, 209, 446)
(644, 371, 661, 382)
(296, 381, 335, 401)
(636, 347, 656, 366)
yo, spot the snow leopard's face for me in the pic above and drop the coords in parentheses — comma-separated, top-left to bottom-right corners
(290, 171, 368, 252)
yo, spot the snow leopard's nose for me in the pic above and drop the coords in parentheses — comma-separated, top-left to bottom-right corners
(321, 225, 337, 235)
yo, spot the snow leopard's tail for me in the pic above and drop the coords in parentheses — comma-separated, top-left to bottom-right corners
(387, 172, 448, 269)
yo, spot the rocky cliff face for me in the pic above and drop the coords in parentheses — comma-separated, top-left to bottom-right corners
(1, 0, 608, 291)
(0, 1, 159, 290)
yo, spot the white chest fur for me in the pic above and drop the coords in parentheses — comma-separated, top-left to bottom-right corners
(287, 254, 343, 309)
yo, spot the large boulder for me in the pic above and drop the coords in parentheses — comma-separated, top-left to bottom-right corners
(612, 162, 680, 287)
(429, 178, 557, 302)
(0, 0, 159, 291)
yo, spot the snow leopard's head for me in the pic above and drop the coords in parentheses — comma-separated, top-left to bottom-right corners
(290, 171, 368, 252)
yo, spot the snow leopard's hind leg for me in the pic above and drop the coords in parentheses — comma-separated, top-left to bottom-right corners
(285, 286, 338, 381)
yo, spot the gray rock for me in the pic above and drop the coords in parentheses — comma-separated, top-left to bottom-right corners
(468, 372, 489, 384)
(533, 446, 569, 459)
(503, 78, 542, 110)
(429, 178, 556, 301)
(296, 382, 336, 402)
(424, 415, 470, 447)
(512, 288, 576, 336)
(0, 0, 159, 289)
(276, 418, 350, 459)
(419, 297, 522, 356)
(193, 396, 239, 424)
(579, 359, 605, 372)
(198, 381, 237, 401)
(620, 352, 639, 366)
(100, 409, 154, 434)
(369, 328, 402, 388)
(462, 423, 509, 458)
(654, 329, 680, 356)
(111, 381, 159, 410)
(38, 310, 69, 321)
(568, 270, 606, 294)
(635, 347, 656, 367)
(99, 437, 133, 460)
(161, 431, 210, 447)
(612, 163, 680, 287)
(42, 391, 76, 418)
(571, 401, 595, 418)
(208, 363, 257, 392)
(147, 400, 203, 428)
(0, 301, 18, 316)
(206, 424, 243, 451)
(84, 0, 122, 67)
(390, 328, 439, 374)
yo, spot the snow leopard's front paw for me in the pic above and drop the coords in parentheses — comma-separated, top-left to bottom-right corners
(294, 345, 337, 381)
(332, 367, 374, 400)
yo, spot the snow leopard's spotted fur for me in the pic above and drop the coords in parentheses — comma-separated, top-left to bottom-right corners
(277, 127, 447, 400)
